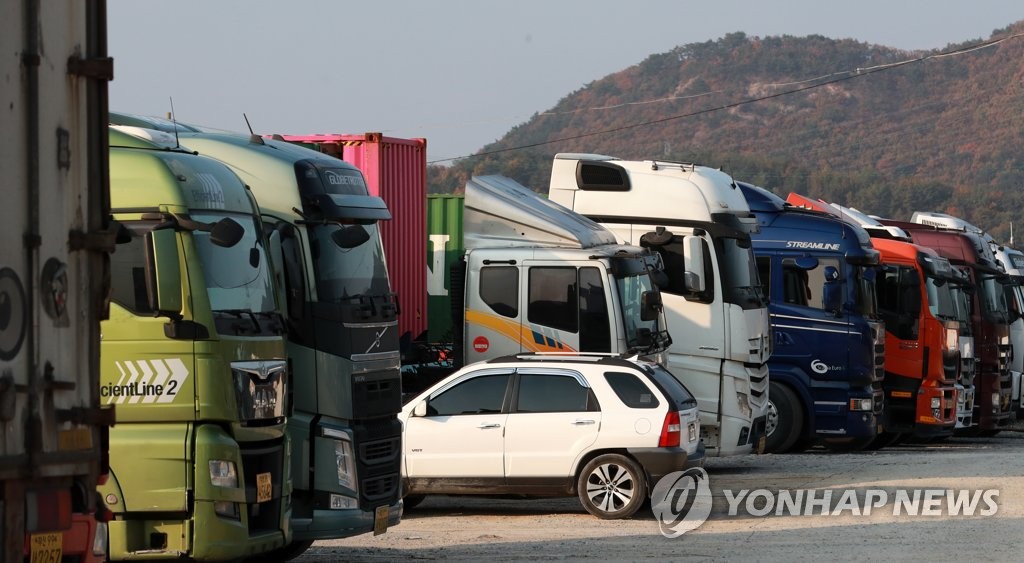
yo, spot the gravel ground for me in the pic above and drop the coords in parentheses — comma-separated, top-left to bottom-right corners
(296, 429, 1024, 562)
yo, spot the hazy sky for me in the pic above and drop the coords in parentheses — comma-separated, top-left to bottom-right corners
(108, 1, 1024, 164)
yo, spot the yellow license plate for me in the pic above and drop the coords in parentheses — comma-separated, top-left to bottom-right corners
(256, 472, 272, 503)
(757, 435, 767, 454)
(30, 531, 61, 563)
(373, 505, 389, 536)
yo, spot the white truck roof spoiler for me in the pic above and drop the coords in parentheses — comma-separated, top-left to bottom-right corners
(464, 175, 618, 250)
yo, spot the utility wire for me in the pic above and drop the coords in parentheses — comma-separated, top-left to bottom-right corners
(426, 31, 1024, 165)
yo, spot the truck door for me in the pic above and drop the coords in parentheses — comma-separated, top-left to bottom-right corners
(522, 264, 612, 355)
(772, 256, 851, 385)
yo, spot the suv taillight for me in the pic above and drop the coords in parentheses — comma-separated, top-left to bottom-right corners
(658, 411, 681, 447)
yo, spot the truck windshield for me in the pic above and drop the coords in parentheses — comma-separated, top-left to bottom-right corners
(719, 237, 765, 310)
(192, 211, 276, 313)
(854, 267, 878, 318)
(978, 275, 1008, 323)
(925, 276, 958, 320)
(309, 223, 391, 302)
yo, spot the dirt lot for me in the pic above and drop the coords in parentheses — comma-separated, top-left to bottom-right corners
(298, 430, 1024, 561)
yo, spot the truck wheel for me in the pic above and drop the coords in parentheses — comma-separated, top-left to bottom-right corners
(765, 382, 804, 453)
(577, 453, 647, 519)
(404, 494, 426, 510)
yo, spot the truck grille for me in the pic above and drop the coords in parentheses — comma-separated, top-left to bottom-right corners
(239, 438, 285, 536)
(353, 417, 402, 506)
(362, 473, 400, 502)
(352, 368, 402, 419)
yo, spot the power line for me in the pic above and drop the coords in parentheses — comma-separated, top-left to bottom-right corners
(426, 31, 1024, 165)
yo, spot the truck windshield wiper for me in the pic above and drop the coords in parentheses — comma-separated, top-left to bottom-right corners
(215, 308, 262, 333)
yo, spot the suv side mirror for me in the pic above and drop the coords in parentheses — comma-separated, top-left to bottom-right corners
(412, 400, 428, 417)
(145, 228, 182, 317)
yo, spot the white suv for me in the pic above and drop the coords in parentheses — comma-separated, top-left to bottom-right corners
(400, 353, 704, 519)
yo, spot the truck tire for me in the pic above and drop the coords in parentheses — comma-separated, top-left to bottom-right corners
(577, 453, 647, 519)
(403, 494, 426, 510)
(765, 382, 804, 453)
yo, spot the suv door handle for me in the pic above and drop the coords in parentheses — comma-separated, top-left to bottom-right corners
(571, 419, 595, 425)
(477, 423, 502, 429)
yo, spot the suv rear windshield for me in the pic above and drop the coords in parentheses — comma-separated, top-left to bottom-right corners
(643, 365, 698, 410)
(604, 371, 660, 409)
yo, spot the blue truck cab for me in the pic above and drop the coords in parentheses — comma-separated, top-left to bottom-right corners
(739, 183, 885, 452)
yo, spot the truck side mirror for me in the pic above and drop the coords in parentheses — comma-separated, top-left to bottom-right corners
(683, 236, 706, 293)
(822, 265, 842, 315)
(412, 400, 428, 417)
(267, 228, 287, 310)
(640, 290, 663, 321)
(145, 228, 182, 317)
(332, 224, 370, 249)
(210, 217, 245, 248)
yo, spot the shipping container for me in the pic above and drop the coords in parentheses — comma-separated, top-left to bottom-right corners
(2, 1, 114, 560)
(274, 134, 427, 349)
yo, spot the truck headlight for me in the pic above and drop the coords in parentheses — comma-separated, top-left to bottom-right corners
(736, 392, 752, 419)
(849, 398, 873, 412)
(209, 460, 238, 488)
(335, 439, 356, 490)
(330, 493, 359, 509)
(214, 501, 240, 519)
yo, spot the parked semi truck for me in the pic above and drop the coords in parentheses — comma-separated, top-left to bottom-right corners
(869, 238, 960, 440)
(909, 211, 1022, 420)
(785, 194, 961, 443)
(548, 154, 770, 457)
(793, 198, 977, 433)
(265, 133, 428, 354)
(739, 185, 884, 452)
(102, 127, 291, 560)
(2, 1, 114, 561)
(880, 217, 1013, 434)
(402, 175, 671, 393)
(150, 128, 405, 556)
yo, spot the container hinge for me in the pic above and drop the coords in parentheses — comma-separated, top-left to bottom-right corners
(68, 226, 118, 253)
(67, 55, 114, 81)
(57, 405, 116, 426)
(43, 361, 77, 392)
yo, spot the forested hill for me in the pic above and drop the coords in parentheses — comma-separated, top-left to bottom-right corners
(429, 22, 1024, 241)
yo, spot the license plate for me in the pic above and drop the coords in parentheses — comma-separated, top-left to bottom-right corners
(757, 435, 766, 454)
(30, 531, 61, 563)
(373, 505, 389, 536)
(877, 424, 884, 434)
(256, 472, 272, 503)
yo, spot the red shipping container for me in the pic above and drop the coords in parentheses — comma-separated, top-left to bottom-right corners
(274, 133, 428, 348)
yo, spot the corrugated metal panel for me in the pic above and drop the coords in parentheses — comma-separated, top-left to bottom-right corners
(426, 195, 465, 341)
(276, 133, 428, 345)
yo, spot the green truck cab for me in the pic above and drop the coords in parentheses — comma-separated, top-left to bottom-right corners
(170, 132, 404, 555)
(100, 127, 292, 560)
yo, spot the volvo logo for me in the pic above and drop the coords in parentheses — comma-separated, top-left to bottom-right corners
(366, 326, 388, 354)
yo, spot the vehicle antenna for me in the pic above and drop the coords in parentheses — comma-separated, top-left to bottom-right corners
(168, 97, 180, 148)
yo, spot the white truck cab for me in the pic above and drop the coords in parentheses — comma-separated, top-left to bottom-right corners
(548, 154, 771, 456)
